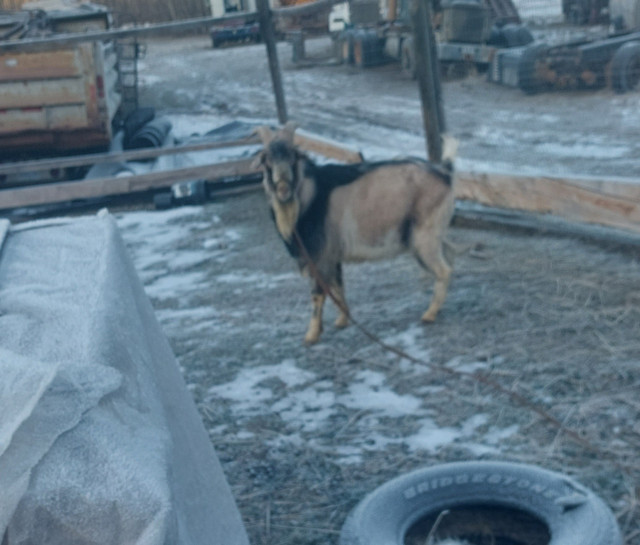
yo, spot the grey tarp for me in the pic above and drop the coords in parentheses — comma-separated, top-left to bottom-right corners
(0, 214, 249, 545)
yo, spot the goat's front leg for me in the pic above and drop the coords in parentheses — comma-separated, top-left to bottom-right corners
(332, 263, 349, 329)
(304, 283, 325, 345)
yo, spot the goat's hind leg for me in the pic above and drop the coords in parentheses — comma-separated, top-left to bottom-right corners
(331, 263, 349, 329)
(413, 236, 452, 323)
(304, 282, 326, 345)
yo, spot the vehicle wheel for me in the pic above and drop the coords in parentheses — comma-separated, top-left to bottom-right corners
(401, 37, 416, 79)
(122, 107, 155, 149)
(353, 30, 384, 68)
(518, 43, 549, 95)
(339, 461, 621, 545)
(499, 24, 534, 48)
(611, 41, 640, 93)
(340, 30, 355, 65)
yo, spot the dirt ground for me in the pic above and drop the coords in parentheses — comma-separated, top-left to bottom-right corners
(137, 33, 640, 179)
(120, 33, 640, 544)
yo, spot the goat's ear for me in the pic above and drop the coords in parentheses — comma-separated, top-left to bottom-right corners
(251, 150, 266, 170)
(255, 126, 274, 145)
(281, 121, 298, 144)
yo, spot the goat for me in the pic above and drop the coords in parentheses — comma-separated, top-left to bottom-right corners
(255, 123, 457, 345)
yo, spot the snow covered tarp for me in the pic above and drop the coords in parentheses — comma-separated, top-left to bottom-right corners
(0, 214, 249, 545)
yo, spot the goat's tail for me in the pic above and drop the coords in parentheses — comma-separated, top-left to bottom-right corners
(441, 134, 458, 174)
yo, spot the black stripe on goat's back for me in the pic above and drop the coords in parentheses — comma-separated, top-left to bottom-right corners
(292, 158, 450, 263)
(309, 158, 452, 189)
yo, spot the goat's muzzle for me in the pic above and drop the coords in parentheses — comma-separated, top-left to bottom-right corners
(275, 181, 293, 203)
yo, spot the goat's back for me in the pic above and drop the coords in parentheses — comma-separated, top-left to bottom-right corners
(320, 160, 453, 262)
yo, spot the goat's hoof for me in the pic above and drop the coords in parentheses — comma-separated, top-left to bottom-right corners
(304, 330, 321, 345)
(334, 316, 349, 329)
(421, 311, 437, 323)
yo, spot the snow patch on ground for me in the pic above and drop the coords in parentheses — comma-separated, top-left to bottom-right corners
(115, 196, 519, 467)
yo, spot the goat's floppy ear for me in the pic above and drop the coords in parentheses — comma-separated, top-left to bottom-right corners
(255, 126, 274, 145)
(281, 121, 298, 144)
(251, 150, 266, 170)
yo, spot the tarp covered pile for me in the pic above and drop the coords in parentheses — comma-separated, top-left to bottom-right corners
(0, 214, 248, 545)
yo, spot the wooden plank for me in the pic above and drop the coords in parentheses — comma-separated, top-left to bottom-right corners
(0, 130, 363, 209)
(0, 15, 244, 53)
(0, 49, 81, 81)
(0, 136, 261, 175)
(410, 0, 445, 162)
(0, 78, 85, 109)
(257, 0, 288, 125)
(455, 170, 640, 234)
(0, 158, 257, 210)
(0, 128, 359, 175)
(294, 130, 363, 163)
(0, 219, 9, 252)
(0, 104, 89, 132)
(0, 5, 345, 54)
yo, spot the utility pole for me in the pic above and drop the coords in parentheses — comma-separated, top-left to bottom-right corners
(411, 0, 446, 162)
(256, 0, 288, 125)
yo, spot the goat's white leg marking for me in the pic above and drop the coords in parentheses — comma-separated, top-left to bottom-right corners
(305, 291, 326, 345)
(414, 238, 452, 323)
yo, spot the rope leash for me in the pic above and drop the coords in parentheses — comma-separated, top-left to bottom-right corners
(292, 229, 634, 475)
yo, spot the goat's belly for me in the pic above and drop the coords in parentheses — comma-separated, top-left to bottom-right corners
(342, 231, 405, 263)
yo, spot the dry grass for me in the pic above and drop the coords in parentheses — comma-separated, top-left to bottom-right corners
(137, 192, 640, 545)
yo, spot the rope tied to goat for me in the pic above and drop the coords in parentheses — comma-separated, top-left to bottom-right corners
(292, 229, 634, 476)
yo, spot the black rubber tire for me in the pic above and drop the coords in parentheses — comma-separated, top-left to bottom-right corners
(518, 43, 549, 95)
(611, 41, 640, 93)
(499, 24, 535, 48)
(401, 37, 416, 79)
(122, 107, 155, 148)
(339, 461, 621, 545)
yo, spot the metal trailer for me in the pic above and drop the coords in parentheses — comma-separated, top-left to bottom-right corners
(490, 30, 640, 93)
(0, 4, 138, 160)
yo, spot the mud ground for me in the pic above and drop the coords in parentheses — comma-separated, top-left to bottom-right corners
(137, 33, 640, 178)
(121, 33, 640, 544)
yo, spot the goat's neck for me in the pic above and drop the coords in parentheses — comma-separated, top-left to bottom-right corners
(271, 157, 316, 242)
(272, 198, 300, 242)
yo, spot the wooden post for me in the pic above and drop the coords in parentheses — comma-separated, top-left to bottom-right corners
(411, 0, 445, 162)
(257, 0, 288, 125)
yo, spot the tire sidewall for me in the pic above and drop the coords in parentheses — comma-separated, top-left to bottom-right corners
(340, 461, 621, 545)
(611, 40, 640, 93)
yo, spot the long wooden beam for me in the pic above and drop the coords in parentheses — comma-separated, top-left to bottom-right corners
(0, 131, 363, 210)
(0, 130, 361, 177)
(455, 171, 640, 234)
(0, 2, 343, 53)
(0, 159, 256, 210)
(0, 136, 261, 176)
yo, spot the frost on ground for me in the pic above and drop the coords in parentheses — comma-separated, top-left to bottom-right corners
(112, 26, 640, 545)
(115, 194, 640, 545)
(137, 33, 640, 180)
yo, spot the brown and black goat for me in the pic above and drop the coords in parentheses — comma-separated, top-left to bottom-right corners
(255, 123, 457, 345)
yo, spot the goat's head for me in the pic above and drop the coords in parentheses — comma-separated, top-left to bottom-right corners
(254, 122, 300, 204)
